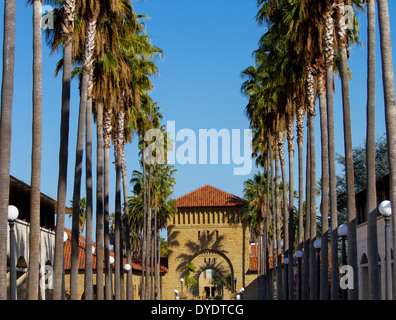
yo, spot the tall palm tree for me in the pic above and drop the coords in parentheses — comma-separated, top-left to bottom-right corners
(53, 0, 76, 301)
(334, 0, 359, 299)
(321, 0, 339, 300)
(70, 1, 99, 300)
(0, 0, 16, 300)
(243, 170, 269, 299)
(365, 0, 380, 300)
(27, 0, 43, 300)
(377, 0, 396, 283)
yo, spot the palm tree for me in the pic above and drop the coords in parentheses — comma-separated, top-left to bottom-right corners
(321, 0, 339, 301)
(377, 0, 396, 284)
(53, 0, 76, 301)
(152, 162, 177, 299)
(129, 161, 177, 300)
(0, 0, 16, 300)
(243, 170, 270, 299)
(334, 0, 359, 299)
(27, 0, 43, 300)
(70, 6, 99, 299)
(366, 0, 380, 300)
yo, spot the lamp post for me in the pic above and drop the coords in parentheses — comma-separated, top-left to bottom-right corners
(239, 287, 245, 300)
(110, 256, 115, 300)
(180, 278, 184, 293)
(174, 289, 179, 300)
(379, 200, 393, 300)
(295, 250, 303, 300)
(283, 258, 289, 300)
(91, 246, 95, 299)
(338, 224, 348, 300)
(314, 239, 322, 300)
(8, 205, 19, 300)
(124, 263, 131, 300)
(62, 231, 68, 300)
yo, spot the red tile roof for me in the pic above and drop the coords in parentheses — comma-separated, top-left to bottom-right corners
(63, 228, 168, 273)
(176, 185, 245, 208)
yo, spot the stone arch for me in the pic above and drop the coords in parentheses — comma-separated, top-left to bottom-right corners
(360, 253, 369, 300)
(16, 256, 28, 300)
(185, 249, 234, 299)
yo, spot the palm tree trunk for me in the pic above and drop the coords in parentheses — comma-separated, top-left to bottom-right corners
(286, 117, 295, 300)
(53, 0, 75, 301)
(265, 153, 271, 300)
(70, 17, 97, 300)
(121, 144, 132, 300)
(377, 0, 396, 289)
(274, 148, 282, 300)
(146, 165, 153, 299)
(114, 108, 125, 300)
(95, 99, 104, 300)
(269, 144, 276, 300)
(114, 149, 122, 300)
(318, 71, 329, 300)
(27, 0, 42, 300)
(141, 141, 147, 300)
(154, 206, 159, 300)
(103, 107, 113, 300)
(84, 95, 94, 300)
(323, 2, 339, 300)
(308, 112, 317, 301)
(150, 208, 155, 300)
(302, 120, 311, 300)
(366, 0, 381, 300)
(278, 133, 288, 300)
(157, 216, 162, 300)
(296, 103, 305, 251)
(335, 2, 358, 300)
(0, 0, 16, 301)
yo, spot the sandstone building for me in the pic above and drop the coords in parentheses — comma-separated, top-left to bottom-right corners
(161, 184, 258, 300)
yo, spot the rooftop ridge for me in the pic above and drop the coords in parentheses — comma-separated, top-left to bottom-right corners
(176, 184, 245, 208)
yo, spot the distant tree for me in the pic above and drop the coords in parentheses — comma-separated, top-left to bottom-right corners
(160, 238, 168, 257)
(69, 197, 87, 234)
(336, 135, 389, 223)
(186, 262, 197, 288)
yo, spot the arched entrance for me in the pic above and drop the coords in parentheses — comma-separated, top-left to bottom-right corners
(186, 249, 234, 300)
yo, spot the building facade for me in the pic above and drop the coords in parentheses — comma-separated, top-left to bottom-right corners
(161, 185, 258, 300)
(355, 174, 396, 299)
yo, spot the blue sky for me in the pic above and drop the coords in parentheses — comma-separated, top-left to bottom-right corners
(1, 0, 396, 239)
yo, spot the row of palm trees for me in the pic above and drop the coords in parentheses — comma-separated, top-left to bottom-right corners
(0, 0, 177, 300)
(241, 0, 396, 300)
